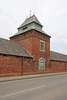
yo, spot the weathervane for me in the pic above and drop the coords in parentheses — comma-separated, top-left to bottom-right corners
(29, 10, 35, 17)
(34, 11, 35, 15)
(30, 10, 31, 17)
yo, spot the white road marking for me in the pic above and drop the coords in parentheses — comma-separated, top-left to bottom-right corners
(2, 85, 46, 98)
(1, 77, 67, 99)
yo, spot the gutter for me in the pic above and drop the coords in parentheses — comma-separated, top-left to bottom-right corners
(65, 62, 66, 72)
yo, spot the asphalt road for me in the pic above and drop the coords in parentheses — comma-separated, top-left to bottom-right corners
(0, 74, 67, 100)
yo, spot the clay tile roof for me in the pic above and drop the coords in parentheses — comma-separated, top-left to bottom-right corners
(18, 15, 43, 29)
(50, 51, 67, 62)
(0, 38, 32, 57)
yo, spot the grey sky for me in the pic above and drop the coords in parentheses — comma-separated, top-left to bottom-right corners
(0, 0, 67, 54)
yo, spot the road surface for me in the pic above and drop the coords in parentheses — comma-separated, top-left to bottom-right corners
(0, 74, 67, 100)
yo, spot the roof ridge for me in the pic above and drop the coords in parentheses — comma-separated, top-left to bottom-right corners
(0, 38, 9, 41)
(18, 15, 43, 29)
(50, 51, 67, 62)
(50, 51, 67, 56)
(0, 38, 32, 57)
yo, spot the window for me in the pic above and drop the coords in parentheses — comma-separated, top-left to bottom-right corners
(40, 40, 45, 52)
(23, 26, 28, 30)
(39, 58, 45, 70)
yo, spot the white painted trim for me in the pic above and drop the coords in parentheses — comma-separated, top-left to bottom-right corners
(40, 40, 45, 52)
(1, 85, 46, 99)
(39, 58, 45, 70)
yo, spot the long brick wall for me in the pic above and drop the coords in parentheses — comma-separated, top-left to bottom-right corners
(23, 58, 67, 75)
(0, 54, 67, 76)
(0, 54, 22, 76)
(50, 61, 67, 73)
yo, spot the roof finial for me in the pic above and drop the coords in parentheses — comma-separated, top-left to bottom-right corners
(34, 11, 35, 15)
(30, 10, 31, 17)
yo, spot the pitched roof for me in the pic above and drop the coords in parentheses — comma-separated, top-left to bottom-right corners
(18, 15, 43, 29)
(0, 38, 32, 57)
(10, 15, 51, 38)
(10, 27, 51, 38)
(50, 51, 67, 62)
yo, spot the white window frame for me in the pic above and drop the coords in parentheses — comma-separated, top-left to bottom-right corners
(39, 58, 45, 70)
(40, 40, 45, 52)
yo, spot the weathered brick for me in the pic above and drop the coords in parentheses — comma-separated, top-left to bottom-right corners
(0, 29, 67, 76)
(0, 54, 22, 76)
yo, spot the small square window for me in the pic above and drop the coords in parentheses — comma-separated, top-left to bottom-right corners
(40, 40, 45, 52)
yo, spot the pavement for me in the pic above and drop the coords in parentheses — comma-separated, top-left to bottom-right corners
(0, 72, 67, 82)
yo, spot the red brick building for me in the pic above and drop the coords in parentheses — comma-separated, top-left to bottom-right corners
(0, 15, 67, 76)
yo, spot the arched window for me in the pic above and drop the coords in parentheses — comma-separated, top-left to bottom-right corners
(39, 58, 45, 70)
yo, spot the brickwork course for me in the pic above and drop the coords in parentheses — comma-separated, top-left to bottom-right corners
(0, 15, 67, 76)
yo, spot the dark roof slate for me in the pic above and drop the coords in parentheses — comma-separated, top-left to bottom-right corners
(50, 51, 67, 62)
(0, 38, 32, 57)
(18, 15, 43, 29)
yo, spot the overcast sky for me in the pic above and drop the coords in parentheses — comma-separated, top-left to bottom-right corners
(0, 0, 67, 54)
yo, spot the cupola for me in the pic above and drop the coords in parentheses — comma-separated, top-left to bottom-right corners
(18, 15, 43, 32)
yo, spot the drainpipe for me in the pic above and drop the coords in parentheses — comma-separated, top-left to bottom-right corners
(65, 62, 66, 72)
(21, 57, 24, 75)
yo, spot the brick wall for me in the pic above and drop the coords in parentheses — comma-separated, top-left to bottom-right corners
(10, 30, 67, 75)
(0, 54, 22, 76)
(66, 62, 67, 72)
(0, 54, 67, 76)
(22, 58, 67, 75)
(50, 61, 67, 73)
(21, 58, 67, 75)
(10, 30, 50, 74)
